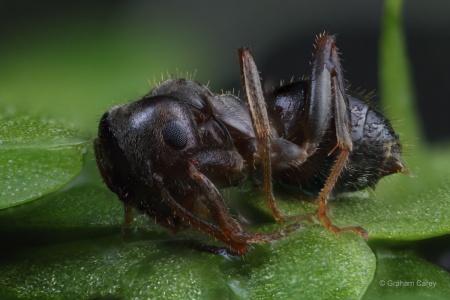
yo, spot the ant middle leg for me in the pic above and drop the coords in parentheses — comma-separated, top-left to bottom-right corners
(238, 47, 287, 222)
(238, 47, 310, 224)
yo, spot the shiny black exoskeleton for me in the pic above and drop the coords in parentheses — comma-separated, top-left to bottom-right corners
(267, 81, 405, 192)
(94, 34, 407, 255)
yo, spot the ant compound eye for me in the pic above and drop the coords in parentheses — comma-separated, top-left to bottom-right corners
(274, 105, 283, 115)
(163, 121, 188, 150)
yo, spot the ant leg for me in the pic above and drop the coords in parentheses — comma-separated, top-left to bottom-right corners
(238, 47, 286, 222)
(184, 240, 241, 256)
(124, 203, 133, 228)
(121, 203, 133, 238)
(307, 34, 366, 238)
(316, 149, 367, 239)
(152, 172, 250, 255)
(190, 160, 302, 254)
(302, 34, 352, 154)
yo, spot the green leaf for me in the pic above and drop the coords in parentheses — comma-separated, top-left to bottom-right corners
(0, 152, 376, 299)
(0, 181, 166, 246)
(0, 236, 236, 299)
(0, 183, 122, 244)
(0, 110, 88, 209)
(233, 227, 376, 300)
(332, 177, 450, 241)
(9, 155, 448, 244)
(363, 250, 450, 300)
(0, 227, 375, 299)
(242, 172, 450, 242)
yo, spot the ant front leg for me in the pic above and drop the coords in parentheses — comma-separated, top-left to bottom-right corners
(238, 47, 287, 222)
(152, 170, 249, 255)
(153, 149, 298, 255)
(188, 161, 294, 254)
(305, 34, 367, 239)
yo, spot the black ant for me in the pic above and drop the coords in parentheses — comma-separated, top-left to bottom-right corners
(94, 34, 408, 255)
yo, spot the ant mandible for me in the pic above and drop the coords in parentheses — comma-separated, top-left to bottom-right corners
(94, 34, 408, 255)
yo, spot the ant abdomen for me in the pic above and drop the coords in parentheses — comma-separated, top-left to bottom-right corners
(268, 81, 406, 192)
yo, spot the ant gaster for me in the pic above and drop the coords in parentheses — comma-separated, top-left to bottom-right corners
(94, 34, 408, 255)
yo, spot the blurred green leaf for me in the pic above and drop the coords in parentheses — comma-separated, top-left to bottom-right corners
(0, 16, 222, 135)
(378, 0, 434, 198)
(0, 110, 88, 209)
(363, 250, 450, 300)
(379, 0, 422, 145)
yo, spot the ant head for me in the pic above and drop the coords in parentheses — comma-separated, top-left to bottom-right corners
(95, 95, 200, 185)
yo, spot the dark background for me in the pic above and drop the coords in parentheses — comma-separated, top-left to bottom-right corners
(0, 0, 449, 142)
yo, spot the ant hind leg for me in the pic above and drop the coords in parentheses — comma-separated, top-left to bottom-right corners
(308, 35, 367, 239)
